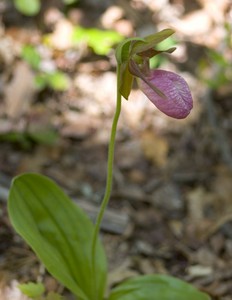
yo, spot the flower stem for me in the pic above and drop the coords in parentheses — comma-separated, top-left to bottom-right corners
(91, 65, 122, 278)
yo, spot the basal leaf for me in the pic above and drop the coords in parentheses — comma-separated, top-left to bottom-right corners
(8, 173, 107, 300)
(108, 275, 210, 300)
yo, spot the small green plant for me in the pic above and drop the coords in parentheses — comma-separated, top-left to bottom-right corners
(0, 127, 58, 149)
(71, 26, 123, 55)
(21, 45, 70, 91)
(8, 29, 210, 300)
(13, 0, 78, 16)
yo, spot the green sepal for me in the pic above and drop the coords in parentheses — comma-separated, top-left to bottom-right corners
(131, 29, 175, 55)
(137, 46, 176, 58)
(108, 274, 211, 300)
(118, 62, 134, 100)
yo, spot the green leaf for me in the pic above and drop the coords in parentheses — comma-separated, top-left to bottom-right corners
(63, 0, 78, 4)
(208, 50, 227, 68)
(108, 275, 210, 300)
(8, 173, 107, 300)
(87, 29, 123, 55)
(72, 26, 123, 55)
(131, 29, 175, 55)
(19, 282, 45, 298)
(21, 45, 41, 69)
(35, 74, 49, 90)
(14, 0, 40, 16)
(46, 292, 64, 300)
(0, 131, 32, 149)
(46, 72, 70, 91)
(35, 72, 70, 91)
(28, 128, 58, 145)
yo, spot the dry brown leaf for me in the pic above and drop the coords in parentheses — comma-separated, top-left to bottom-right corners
(210, 166, 232, 215)
(140, 131, 169, 167)
(49, 19, 73, 50)
(117, 140, 143, 169)
(152, 182, 184, 217)
(186, 186, 206, 222)
(108, 259, 138, 291)
(187, 265, 213, 278)
(4, 62, 35, 119)
(61, 111, 100, 139)
(173, 10, 212, 36)
(101, 5, 124, 29)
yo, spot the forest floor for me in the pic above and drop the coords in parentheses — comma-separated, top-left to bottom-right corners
(0, 0, 232, 299)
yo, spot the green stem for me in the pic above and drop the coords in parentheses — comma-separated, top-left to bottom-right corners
(91, 65, 122, 280)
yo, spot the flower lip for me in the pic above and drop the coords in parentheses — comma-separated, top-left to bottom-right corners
(138, 69, 193, 119)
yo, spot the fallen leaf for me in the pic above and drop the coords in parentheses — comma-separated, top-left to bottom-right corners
(187, 265, 213, 278)
(140, 130, 169, 167)
(4, 62, 35, 119)
(49, 19, 74, 50)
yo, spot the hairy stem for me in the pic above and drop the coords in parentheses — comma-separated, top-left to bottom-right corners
(91, 65, 122, 287)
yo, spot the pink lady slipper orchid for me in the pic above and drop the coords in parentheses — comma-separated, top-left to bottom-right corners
(116, 29, 193, 119)
(138, 69, 193, 119)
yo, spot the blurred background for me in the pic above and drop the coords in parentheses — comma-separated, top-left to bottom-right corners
(0, 0, 232, 299)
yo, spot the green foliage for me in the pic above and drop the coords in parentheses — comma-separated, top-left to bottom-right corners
(19, 282, 45, 298)
(8, 173, 107, 300)
(206, 50, 231, 88)
(21, 45, 70, 91)
(0, 131, 31, 149)
(46, 292, 64, 300)
(199, 49, 232, 89)
(7, 174, 211, 300)
(63, 0, 78, 4)
(35, 72, 70, 91)
(0, 128, 58, 148)
(19, 282, 64, 300)
(13, 0, 78, 16)
(14, 0, 40, 16)
(21, 45, 41, 69)
(72, 26, 123, 55)
(108, 275, 210, 300)
(28, 127, 58, 145)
